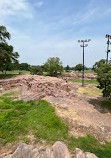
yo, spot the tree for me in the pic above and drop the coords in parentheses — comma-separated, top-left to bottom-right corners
(74, 64, 83, 72)
(92, 59, 106, 73)
(44, 57, 63, 77)
(0, 42, 19, 73)
(95, 59, 111, 99)
(64, 65, 70, 72)
(0, 26, 19, 72)
(30, 66, 43, 75)
(19, 63, 30, 71)
(5, 62, 19, 71)
(0, 26, 11, 42)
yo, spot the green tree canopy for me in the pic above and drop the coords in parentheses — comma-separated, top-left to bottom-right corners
(0, 26, 11, 42)
(44, 57, 63, 77)
(93, 59, 106, 73)
(30, 65, 43, 75)
(5, 62, 19, 71)
(95, 59, 111, 99)
(0, 26, 19, 72)
(19, 63, 30, 71)
(64, 65, 70, 72)
(74, 64, 83, 71)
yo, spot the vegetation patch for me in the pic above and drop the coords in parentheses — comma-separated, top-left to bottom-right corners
(0, 74, 16, 80)
(70, 79, 98, 85)
(0, 94, 68, 145)
(77, 87, 102, 97)
(0, 71, 30, 80)
(0, 92, 111, 158)
(100, 100, 111, 111)
(0, 70, 30, 75)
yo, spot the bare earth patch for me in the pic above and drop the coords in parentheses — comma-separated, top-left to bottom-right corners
(0, 75, 111, 143)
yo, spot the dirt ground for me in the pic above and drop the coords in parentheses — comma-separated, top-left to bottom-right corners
(0, 75, 111, 144)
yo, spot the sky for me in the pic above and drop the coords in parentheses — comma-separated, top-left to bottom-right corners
(1, 0, 111, 67)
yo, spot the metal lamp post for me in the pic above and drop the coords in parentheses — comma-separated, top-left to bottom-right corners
(105, 34, 111, 64)
(78, 39, 91, 86)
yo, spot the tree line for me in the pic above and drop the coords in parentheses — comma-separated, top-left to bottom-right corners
(0, 25, 111, 99)
(64, 64, 89, 72)
(2, 62, 89, 73)
(0, 26, 88, 75)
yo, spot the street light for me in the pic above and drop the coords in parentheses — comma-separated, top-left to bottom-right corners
(78, 39, 91, 86)
(105, 34, 111, 64)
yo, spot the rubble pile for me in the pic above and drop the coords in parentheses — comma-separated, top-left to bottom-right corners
(0, 75, 111, 143)
(63, 73, 96, 80)
(0, 75, 77, 101)
(0, 142, 98, 158)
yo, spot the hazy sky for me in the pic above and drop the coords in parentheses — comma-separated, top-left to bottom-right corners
(1, 0, 111, 67)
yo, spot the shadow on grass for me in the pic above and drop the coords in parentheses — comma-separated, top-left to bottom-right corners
(88, 97, 111, 113)
(0, 74, 17, 80)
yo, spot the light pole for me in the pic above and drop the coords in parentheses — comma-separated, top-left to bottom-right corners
(105, 34, 111, 64)
(78, 39, 91, 86)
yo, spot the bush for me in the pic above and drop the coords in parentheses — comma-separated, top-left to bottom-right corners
(30, 66, 43, 75)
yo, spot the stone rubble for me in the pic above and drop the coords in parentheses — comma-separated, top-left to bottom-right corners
(75, 148, 98, 158)
(0, 75, 111, 144)
(0, 75, 78, 102)
(63, 73, 97, 80)
(0, 142, 98, 158)
(0, 75, 111, 143)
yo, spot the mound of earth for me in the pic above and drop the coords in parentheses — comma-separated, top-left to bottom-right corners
(0, 75, 79, 101)
(0, 75, 111, 142)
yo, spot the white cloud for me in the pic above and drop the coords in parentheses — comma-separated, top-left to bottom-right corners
(38, 4, 99, 33)
(34, 1, 44, 7)
(10, 33, 108, 67)
(0, 0, 33, 22)
(72, 8, 98, 26)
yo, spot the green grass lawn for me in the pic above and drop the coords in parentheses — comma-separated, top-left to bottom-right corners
(64, 71, 95, 74)
(0, 70, 30, 75)
(69, 79, 98, 85)
(0, 92, 111, 158)
(0, 70, 30, 80)
(0, 74, 16, 80)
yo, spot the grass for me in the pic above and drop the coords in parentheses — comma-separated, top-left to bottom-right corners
(64, 71, 95, 74)
(84, 71, 95, 74)
(77, 87, 102, 97)
(0, 92, 68, 145)
(0, 92, 111, 158)
(0, 74, 16, 80)
(0, 70, 30, 75)
(0, 71, 30, 80)
(69, 79, 98, 85)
